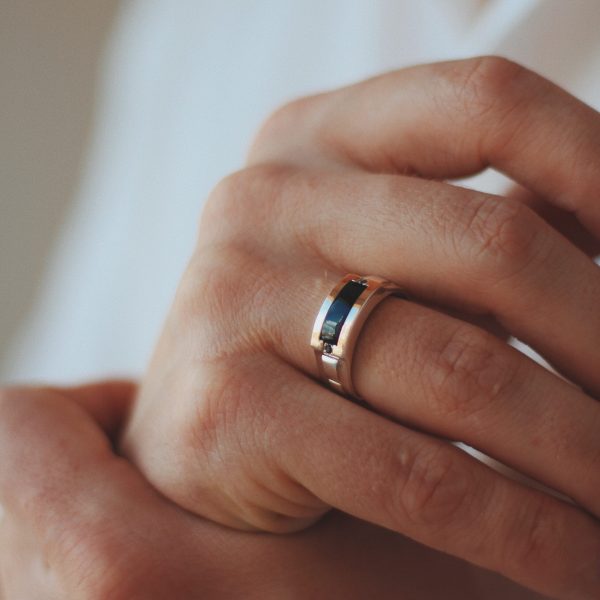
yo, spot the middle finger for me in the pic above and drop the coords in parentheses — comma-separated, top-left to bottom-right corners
(216, 166, 600, 395)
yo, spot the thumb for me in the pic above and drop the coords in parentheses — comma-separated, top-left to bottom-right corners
(0, 380, 137, 522)
(0, 381, 135, 518)
(60, 379, 137, 438)
(0, 381, 211, 599)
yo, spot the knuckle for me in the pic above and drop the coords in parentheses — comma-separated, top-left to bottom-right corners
(504, 496, 563, 577)
(174, 237, 285, 360)
(425, 325, 517, 420)
(454, 196, 545, 281)
(177, 242, 248, 327)
(203, 169, 249, 222)
(226, 500, 325, 535)
(516, 498, 552, 569)
(503, 495, 600, 599)
(169, 360, 283, 520)
(390, 444, 471, 530)
(185, 359, 272, 468)
(201, 164, 293, 242)
(167, 360, 323, 534)
(190, 365, 249, 453)
(451, 55, 527, 119)
(183, 249, 282, 357)
(507, 499, 600, 597)
(248, 95, 316, 162)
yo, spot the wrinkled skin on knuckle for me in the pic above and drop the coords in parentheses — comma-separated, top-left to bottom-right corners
(130, 164, 297, 521)
(500, 495, 597, 598)
(219, 495, 324, 535)
(128, 353, 278, 531)
(179, 163, 307, 357)
(159, 161, 297, 388)
(384, 443, 473, 534)
(174, 359, 327, 533)
(450, 195, 545, 284)
(173, 247, 252, 351)
(188, 362, 264, 463)
(156, 359, 275, 514)
(506, 496, 556, 575)
(444, 55, 529, 124)
(170, 243, 285, 365)
(439, 56, 552, 172)
(423, 325, 517, 423)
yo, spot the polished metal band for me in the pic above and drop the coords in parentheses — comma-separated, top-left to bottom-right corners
(310, 274, 405, 400)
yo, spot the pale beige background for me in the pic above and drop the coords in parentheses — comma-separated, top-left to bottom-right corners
(0, 1, 119, 365)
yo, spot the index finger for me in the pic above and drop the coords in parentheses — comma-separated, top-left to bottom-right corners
(251, 56, 600, 237)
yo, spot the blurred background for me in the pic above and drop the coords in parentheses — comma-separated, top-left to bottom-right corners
(2, 0, 600, 384)
(1, 0, 119, 363)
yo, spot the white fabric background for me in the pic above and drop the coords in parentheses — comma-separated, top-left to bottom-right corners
(3, 0, 600, 383)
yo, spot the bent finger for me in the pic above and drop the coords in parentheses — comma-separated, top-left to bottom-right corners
(211, 167, 600, 395)
(277, 376, 600, 599)
(141, 354, 600, 599)
(0, 385, 221, 598)
(250, 56, 600, 237)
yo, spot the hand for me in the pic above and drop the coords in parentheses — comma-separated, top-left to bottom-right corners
(0, 383, 543, 599)
(123, 57, 600, 599)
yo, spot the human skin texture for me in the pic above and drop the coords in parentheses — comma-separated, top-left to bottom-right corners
(0, 383, 547, 599)
(3, 56, 600, 599)
(120, 57, 600, 599)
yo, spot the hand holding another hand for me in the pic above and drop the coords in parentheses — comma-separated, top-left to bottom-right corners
(0, 383, 541, 599)
(122, 57, 600, 599)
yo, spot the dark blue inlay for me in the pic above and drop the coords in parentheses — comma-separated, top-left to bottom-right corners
(320, 280, 367, 345)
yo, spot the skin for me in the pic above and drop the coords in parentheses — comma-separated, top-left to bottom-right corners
(118, 57, 600, 599)
(0, 383, 545, 599)
(2, 56, 600, 598)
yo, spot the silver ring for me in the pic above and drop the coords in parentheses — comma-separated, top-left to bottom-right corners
(310, 274, 405, 400)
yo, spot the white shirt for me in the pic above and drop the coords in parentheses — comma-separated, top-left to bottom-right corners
(3, 0, 600, 383)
